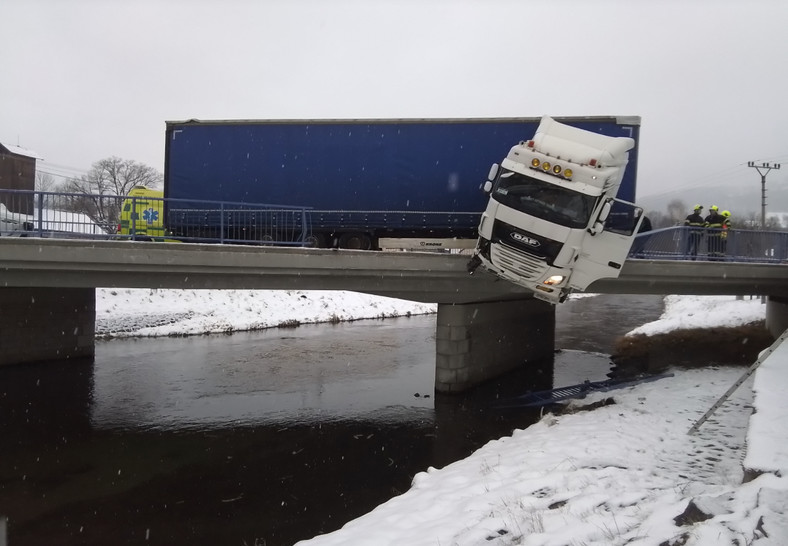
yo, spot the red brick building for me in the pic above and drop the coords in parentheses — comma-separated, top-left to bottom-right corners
(0, 142, 41, 214)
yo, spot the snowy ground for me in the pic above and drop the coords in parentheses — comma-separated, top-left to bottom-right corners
(95, 288, 437, 337)
(96, 290, 788, 545)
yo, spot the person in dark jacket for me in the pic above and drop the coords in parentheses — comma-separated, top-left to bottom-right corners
(683, 205, 705, 259)
(629, 215, 652, 258)
(705, 205, 724, 260)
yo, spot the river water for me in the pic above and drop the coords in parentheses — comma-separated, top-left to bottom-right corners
(0, 293, 664, 546)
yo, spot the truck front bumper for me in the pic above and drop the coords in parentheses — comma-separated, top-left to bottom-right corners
(475, 238, 570, 304)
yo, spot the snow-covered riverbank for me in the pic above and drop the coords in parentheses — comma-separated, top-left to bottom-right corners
(96, 289, 786, 544)
(95, 288, 436, 338)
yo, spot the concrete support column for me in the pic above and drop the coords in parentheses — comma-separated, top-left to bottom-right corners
(0, 287, 95, 366)
(766, 296, 788, 338)
(435, 298, 555, 393)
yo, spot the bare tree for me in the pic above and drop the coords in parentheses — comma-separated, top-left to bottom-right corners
(765, 215, 783, 230)
(739, 211, 759, 229)
(63, 156, 161, 195)
(666, 199, 686, 225)
(61, 157, 162, 233)
(35, 172, 58, 193)
(645, 210, 672, 229)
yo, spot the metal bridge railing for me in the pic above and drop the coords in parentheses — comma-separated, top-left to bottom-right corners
(0, 189, 314, 247)
(629, 226, 788, 263)
(3, 188, 787, 263)
(0, 189, 480, 247)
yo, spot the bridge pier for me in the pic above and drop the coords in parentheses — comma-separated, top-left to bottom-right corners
(766, 296, 788, 338)
(435, 298, 555, 393)
(0, 287, 95, 366)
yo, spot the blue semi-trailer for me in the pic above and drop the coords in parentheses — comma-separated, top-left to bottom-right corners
(164, 117, 640, 249)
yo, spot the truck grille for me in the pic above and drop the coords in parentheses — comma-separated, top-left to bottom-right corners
(491, 220, 563, 264)
(492, 243, 548, 281)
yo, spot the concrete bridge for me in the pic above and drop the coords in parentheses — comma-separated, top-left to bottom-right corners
(2, 237, 788, 392)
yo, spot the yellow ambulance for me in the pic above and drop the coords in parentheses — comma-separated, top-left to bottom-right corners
(118, 186, 167, 240)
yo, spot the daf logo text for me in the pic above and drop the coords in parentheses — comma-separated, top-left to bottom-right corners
(510, 232, 540, 247)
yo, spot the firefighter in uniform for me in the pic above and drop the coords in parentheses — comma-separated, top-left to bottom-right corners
(720, 210, 732, 258)
(683, 205, 706, 259)
(705, 205, 724, 260)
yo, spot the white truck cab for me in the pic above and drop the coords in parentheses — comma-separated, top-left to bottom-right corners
(469, 116, 644, 304)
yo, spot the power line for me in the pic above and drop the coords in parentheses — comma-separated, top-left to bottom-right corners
(642, 152, 788, 201)
(640, 162, 750, 200)
(36, 168, 82, 181)
(39, 161, 89, 176)
(35, 160, 90, 183)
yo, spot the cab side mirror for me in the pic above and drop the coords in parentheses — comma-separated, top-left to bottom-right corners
(588, 199, 613, 235)
(487, 163, 499, 182)
(597, 200, 612, 222)
(482, 163, 499, 193)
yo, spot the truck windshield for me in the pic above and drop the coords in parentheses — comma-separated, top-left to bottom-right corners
(491, 169, 597, 229)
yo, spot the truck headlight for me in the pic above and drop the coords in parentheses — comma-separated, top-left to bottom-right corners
(478, 238, 491, 261)
(543, 275, 565, 286)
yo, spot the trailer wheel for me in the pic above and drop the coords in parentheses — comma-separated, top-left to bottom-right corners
(338, 232, 373, 250)
(304, 233, 326, 248)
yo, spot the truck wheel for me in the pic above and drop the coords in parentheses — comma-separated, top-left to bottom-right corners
(338, 232, 373, 250)
(261, 234, 274, 247)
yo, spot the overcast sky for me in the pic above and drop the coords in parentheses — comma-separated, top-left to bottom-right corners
(3, 0, 787, 198)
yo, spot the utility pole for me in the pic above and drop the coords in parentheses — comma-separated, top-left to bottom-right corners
(748, 161, 781, 228)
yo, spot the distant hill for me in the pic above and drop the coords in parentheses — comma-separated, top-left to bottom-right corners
(638, 178, 788, 220)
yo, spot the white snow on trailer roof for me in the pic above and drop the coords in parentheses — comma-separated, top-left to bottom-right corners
(0, 143, 43, 160)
